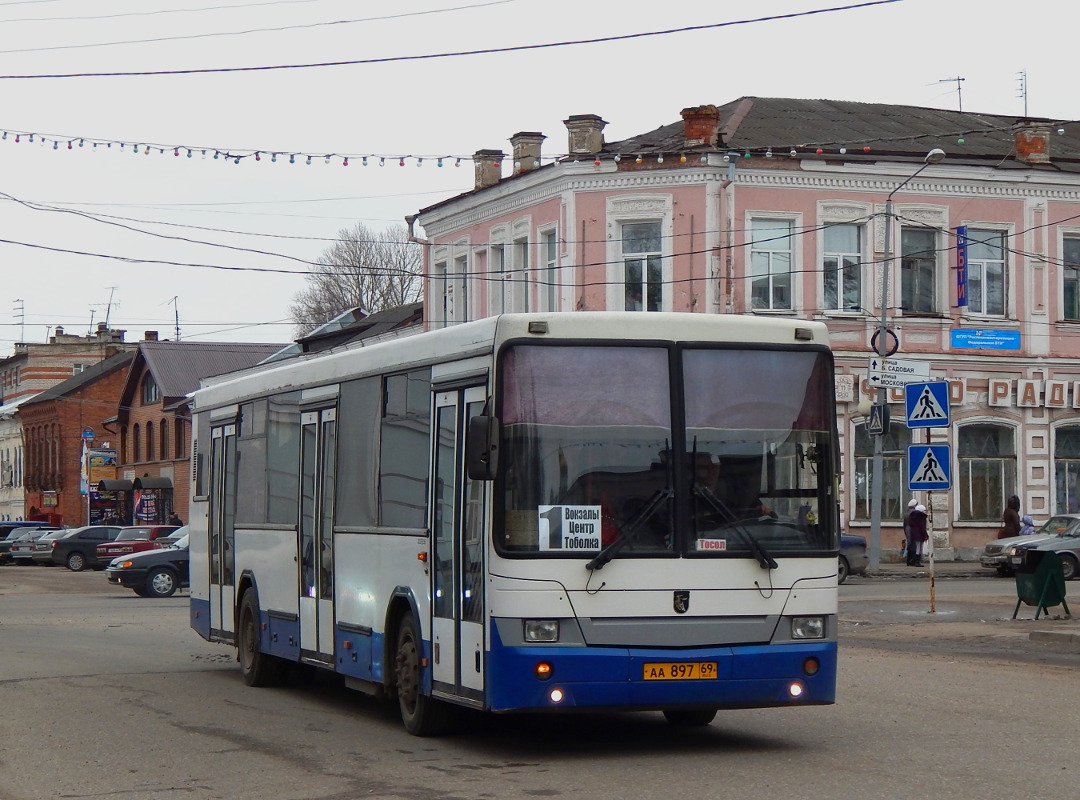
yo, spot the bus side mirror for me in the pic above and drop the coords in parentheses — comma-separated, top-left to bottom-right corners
(466, 415, 500, 481)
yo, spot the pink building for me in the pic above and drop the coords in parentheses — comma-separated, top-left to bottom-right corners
(413, 97, 1080, 559)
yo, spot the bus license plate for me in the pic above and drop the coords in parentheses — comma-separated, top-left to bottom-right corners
(643, 662, 718, 680)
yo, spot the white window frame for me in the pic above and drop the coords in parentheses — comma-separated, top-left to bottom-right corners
(890, 204, 947, 317)
(510, 218, 531, 314)
(818, 202, 871, 314)
(605, 195, 673, 312)
(746, 212, 801, 313)
(1059, 227, 1080, 322)
(488, 225, 508, 317)
(962, 225, 1009, 317)
(539, 225, 560, 312)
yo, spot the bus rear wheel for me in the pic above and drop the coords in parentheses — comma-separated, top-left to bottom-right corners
(662, 708, 717, 726)
(238, 589, 284, 687)
(393, 615, 452, 736)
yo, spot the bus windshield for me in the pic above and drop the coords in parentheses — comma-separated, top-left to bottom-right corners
(496, 342, 836, 559)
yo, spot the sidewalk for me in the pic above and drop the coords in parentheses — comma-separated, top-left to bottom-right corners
(868, 559, 988, 579)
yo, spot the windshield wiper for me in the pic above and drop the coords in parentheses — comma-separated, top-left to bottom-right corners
(586, 487, 672, 572)
(693, 484, 778, 570)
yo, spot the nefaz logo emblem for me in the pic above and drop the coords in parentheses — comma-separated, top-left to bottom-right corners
(673, 590, 690, 614)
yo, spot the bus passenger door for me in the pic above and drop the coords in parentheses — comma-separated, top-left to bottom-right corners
(298, 408, 336, 663)
(208, 424, 236, 640)
(431, 387, 486, 702)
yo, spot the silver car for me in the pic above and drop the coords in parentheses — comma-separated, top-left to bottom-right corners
(1011, 518, 1080, 581)
(981, 514, 1080, 576)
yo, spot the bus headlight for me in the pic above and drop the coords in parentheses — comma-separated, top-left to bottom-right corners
(523, 620, 559, 642)
(791, 616, 825, 639)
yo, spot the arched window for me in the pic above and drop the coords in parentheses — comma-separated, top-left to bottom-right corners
(142, 374, 160, 405)
(120, 426, 128, 464)
(174, 419, 185, 458)
(146, 423, 155, 461)
(160, 420, 169, 461)
(958, 423, 1015, 521)
(852, 421, 909, 523)
(1054, 426, 1080, 514)
(133, 424, 141, 462)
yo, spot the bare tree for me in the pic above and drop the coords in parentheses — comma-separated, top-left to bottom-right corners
(290, 222, 423, 336)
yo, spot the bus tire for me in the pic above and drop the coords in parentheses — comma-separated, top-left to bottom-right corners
(238, 589, 284, 687)
(393, 615, 452, 736)
(662, 708, 717, 726)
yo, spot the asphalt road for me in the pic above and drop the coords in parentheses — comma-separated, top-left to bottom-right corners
(2, 565, 1079, 800)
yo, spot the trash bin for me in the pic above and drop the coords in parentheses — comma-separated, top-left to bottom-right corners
(1012, 549, 1070, 620)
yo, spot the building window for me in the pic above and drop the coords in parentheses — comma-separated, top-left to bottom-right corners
(133, 424, 141, 462)
(901, 227, 937, 313)
(622, 221, 663, 311)
(72, 363, 89, 375)
(490, 244, 506, 315)
(853, 422, 908, 522)
(1054, 426, 1080, 514)
(541, 228, 559, 311)
(958, 423, 1015, 521)
(512, 235, 530, 313)
(142, 375, 160, 405)
(965, 229, 1006, 315)
(175, 419, 185, 459)
(449, 253, 468, 324)
(1063, 237, 1080, 321)
(146, 423, 155, 461)
(160, 420, 169, 461)
(823, 223, 863, 311)
(750, 219, 793, 311)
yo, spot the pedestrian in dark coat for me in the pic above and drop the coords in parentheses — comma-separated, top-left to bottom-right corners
(1000, 495, 1021, 539)
(908, 504, 929, 567)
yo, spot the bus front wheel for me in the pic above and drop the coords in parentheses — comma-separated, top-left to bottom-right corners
(238, 589, 284, 687)
(393, 615, 452, 736)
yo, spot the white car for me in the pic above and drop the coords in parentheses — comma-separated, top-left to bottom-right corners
(981, 514, 1080, 576)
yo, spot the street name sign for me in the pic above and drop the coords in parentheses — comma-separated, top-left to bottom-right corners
(867, 357, 931, 389)
(905, 381, 950, 428)
(908, 444, 951, 490)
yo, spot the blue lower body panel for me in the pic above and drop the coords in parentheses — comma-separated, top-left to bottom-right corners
(486, 624, 836, 713)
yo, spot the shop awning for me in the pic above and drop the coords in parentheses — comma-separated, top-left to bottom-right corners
(97, 479, 133, 491)
(133, 476, 173, 490)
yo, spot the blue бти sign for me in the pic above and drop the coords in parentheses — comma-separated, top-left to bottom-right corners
(908, 444, 951, 490)
(955, 226, 968, 308)
(950, 329, 1020, 350)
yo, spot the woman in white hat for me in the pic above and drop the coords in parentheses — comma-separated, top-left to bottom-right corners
(908, 504, 929, 567)
(903, 498, 918, 565)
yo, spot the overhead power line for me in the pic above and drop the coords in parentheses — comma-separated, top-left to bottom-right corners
(0, 1, 903, 79)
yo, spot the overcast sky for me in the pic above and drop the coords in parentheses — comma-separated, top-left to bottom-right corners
(0, 0, 1070, 348)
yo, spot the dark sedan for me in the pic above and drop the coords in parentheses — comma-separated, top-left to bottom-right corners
(105, 533, 189, 598)
(49, 525, 124, 571)
(839, 533, 869, 584)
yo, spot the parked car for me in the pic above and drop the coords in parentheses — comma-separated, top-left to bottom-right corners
(48, 525, 124, 571)
(9, 528, 57, 565)
(980, 514, 1080, 576)
(93, 525, 181, 568)
(1010, 520, 1080, 581)
(105, 533, 189, 598)
(0, 521, 58, 564)
(28, 529, 73, 564)
(839, 533, 869, 584)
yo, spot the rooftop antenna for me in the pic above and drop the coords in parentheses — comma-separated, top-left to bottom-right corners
(936, 76, 965, 112)
(87, 308, 96, 336)
(1017, 69, 1028, 116)
(169, 296, 181, 341)
(13, 299, 23, 344)
(102, 286, 117, 328)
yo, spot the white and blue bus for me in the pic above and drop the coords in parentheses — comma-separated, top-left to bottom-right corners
(189, 312, 840, 735)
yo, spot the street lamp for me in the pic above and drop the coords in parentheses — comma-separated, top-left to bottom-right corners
(867, 148, 946, 570)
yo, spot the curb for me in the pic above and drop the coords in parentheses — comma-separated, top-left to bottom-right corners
(1029, 629, 1080, 644)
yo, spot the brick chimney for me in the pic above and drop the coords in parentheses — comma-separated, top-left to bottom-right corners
(681, 104, 721, 147)
(1014, 120, 1051, 164)
(563, 114, 607, 155)
(511, 132, 545, 174)
(473, 149, 504, 189)
(144, 331, 159, 341)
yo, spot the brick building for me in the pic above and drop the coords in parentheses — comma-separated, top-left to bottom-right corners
(109, 336, 284, 525)
(19, 351, 135, 526)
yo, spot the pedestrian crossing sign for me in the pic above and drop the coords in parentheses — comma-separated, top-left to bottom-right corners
(905, 381, 950, 428)
(908, 444, 951, 490)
